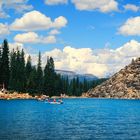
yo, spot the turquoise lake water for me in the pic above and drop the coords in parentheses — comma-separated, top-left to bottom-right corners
(0, 98, 140, 140)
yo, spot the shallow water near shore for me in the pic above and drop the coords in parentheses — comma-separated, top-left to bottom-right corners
(0, 98, 140, 140)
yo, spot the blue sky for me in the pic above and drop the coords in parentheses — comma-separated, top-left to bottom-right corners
(0, 0, 140, 77)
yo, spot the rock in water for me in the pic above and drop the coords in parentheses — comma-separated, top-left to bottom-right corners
(87, 58, 140, 99)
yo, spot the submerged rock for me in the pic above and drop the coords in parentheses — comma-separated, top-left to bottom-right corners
(87, 58, 140, 99)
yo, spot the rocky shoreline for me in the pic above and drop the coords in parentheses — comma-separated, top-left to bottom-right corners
(0, 91, 49, 100)
(0, 91, 88, 100)
(0, 91, 139, 100)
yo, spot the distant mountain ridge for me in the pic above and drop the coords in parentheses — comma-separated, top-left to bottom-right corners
(55, 70, 98, 81)
(87, 58, 140, 99)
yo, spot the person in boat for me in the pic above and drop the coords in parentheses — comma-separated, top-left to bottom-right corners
(53, 98, 56, 102)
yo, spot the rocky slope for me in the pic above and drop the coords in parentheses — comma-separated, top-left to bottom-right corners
(87, 58, 140, 99)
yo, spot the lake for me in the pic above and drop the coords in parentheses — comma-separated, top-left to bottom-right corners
(0, 98, 140, 140)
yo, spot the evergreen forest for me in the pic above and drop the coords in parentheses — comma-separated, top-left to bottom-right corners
(0, 39, 107, 97)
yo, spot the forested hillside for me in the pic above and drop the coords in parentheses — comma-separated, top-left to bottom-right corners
(0, 39, 106, 97)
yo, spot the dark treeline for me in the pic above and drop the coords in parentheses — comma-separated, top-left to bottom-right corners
(0, 39, 107, 96)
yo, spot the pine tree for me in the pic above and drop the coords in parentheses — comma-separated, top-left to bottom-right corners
(43, 57, 50, 94)
(9, 49, 16, 90)
(1, 39, 10, 88)
(26, 55, 32, 77)
(20, 49, 26, 92)
(27, 66, 37, 94)
(73, 78, 77, 95)
(25, 55, 32, 91)
(83, 78, 88, 92)
(68, 80, 73, 96)
(54, 74, 63, 96)
(43, 57, 56, 97)
(65, 76, 69, 94)
(36, 52, 43, 94)
(62, 76, 69, 94)
(75, 77, 81, 96)
(14, 49, 21, 91)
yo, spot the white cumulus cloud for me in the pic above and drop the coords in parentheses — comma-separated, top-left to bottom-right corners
(45, 0, 68, 5)
(14, 32, 56, 44)
(49, 29, 60, 35)
(0, 0, 33, 18)
(118, 16, 140, 36)
(42, 35, 57, 44)
(123, 4, 140, 12)
(38, 40, 140, 78)
(52, 16, 68, 28)
(0, 23, 10, 37)
(42, 46, 108, 77)
(10, 10, 68, 31)
(71, 0, 119, 13)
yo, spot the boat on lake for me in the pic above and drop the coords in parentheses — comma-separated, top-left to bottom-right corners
(46, 98, 63, 104)
(48, 101, 63, 104)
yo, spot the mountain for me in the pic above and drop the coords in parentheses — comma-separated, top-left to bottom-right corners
(87, 58, 140, 99)
(55, 70, 98, 81)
